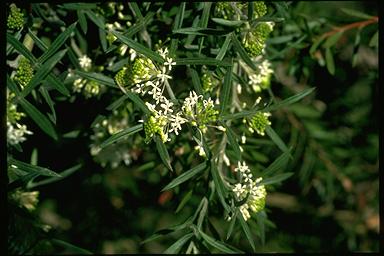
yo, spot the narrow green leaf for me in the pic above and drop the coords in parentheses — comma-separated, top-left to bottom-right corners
(324, 32, 343, 48)
(216, 34, 232, 61)
(172, 2, 186, 30)
(310, 36, 326, 55)
(237, 212, 256, 252)
(111, 30, 164, 63)
(222, 88, 315, 120)
(106, 94, 129, 111)
(255, 212, 266, 245)
(262, 150, 291, 178)
(50, 239, 92, 254)
(265, 126, 289, 153)
(100, 124, 143, 149)
(126, 91, 151, 115)
(248, 2, 254, 21)
(173, 27, 230, 36)
(39, 86, 57, 124)
(199, 230, 242, 253)
(220, 63, 233, 114)
(46, 74, 70, 97)
(73, 70, 117, 88)
(85, 10, 105, 29)
(265, 87, 316, 112)
(99, 28, 107, 52)
(38, 23, 76, 64)
(6, 33, 37, 63)
(224, 125, 241, 161)
(210, 160, 230, 212)
(260, 172, 294, 185)
(141, 216, 194, 244)
(21, 49, 68, 98)
(175, 57, 231, 66)
(197, 197, 208, 230)
(77, 10, 88, 34)
(59, 3, 97, 10)
(175, 190, 193, 213)
(369, 31, 378, 47)
(27, 164, 82, 189)
(231, 33, 257, 70)
(162, 162, 206, 191)
(27, 29, 48, 51)
(19, 98, 58, 140)
(200, 2, 212, 28)
(164, 233, 194, 254)
(128, 2, 143, 20)
(123, 12, 155, 37)
(325, 47, 335, 75)
(340, 8, 373, 20)
(8, 158, 61, 178)
(211, 18, 245, 27)
(30, 148, 38, 165)
(155, 136, 173, 172)
(189, 67, 204, 95)
(226, 211, 238, 240)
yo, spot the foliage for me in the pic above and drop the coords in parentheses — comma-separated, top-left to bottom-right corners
(6, 1, 378, 253)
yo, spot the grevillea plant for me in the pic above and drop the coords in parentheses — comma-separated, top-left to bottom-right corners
(6, 2, 317, 253)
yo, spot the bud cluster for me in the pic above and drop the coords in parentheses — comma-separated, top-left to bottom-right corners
(231, 161, 267, 221)
(7, 4, 24, 30)
(14, 58, 34, 89)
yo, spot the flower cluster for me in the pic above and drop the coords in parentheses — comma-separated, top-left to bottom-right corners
(10, 189, 40, 211)
(201, 70, 219, 93)
(182, 91, 219, 133)
(14, 58, 34, 89)
(247, 111, 271, 136)
(71, 55, 103, 98)
(243, 22, 274, 57)
(248, 59, 274, 92)
(7, 4, 24, 30)
(253, 2, 267, 18)
(231, 162, 267, 221)
(7, 92, 33, 145)
(214, 2, 238, 20)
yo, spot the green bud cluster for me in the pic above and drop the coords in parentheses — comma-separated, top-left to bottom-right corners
(114, 67, 130, 87)
(84, 80, 101, 98)
(243, 22, 274, 57)
(7, 4, 24, 30)
(10, 189, 39, 212)
(248, 112, 271, 136)
(14, 58, 34, 89)
(248, 184, 267, 213)
(253, 2, 267, 18)
(115, 57, 156, 87)
(196, 100, 219, 133)
(214, 2, 236, 20)
(144, 115, 167, 143)
(7, 93, 25, 124)
(201, 72, 219, 93)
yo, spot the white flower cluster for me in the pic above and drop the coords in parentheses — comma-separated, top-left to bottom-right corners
(78, 55, 92, 71)
(231, 161, 267, 221)
(248, 59, 273, 92)
(7, 121, 33, 145)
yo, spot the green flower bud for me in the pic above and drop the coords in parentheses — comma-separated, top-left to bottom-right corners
(243, 22, 274, 57)
(214, 2, 236, 20)
(201, 72, 219, 93)
(253, 2, 267, 18)
(114, 67, 130, 87)
(14, 58, 34, 89)
(144, 115, 167, 143)
(84, 80, 101, 98)
(248, 112, 271, 136)
(7, 93, 25, 124)
(7, 4, 24, 31)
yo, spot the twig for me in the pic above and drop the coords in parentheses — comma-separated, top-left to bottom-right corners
(321, 16, 378, 39)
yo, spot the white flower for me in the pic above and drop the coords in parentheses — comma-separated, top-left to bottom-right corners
(129, 48, 137, 61)
(157, 67, 172, 83)
(232, 183, 246, 199)
(160, 98, 174, 115)
(7, 122, 33, 145)
(164, 57, 176, 71)
(243, 172, 253, 184)
(194, 145, 206, 157)
(169, 112, 187, 135)
(158, 47, 169, 59)
(234, 161, 250, 173)
(78, 55, 92, 70)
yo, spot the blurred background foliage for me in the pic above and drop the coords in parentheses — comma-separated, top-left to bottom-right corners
(7, 1, 378, 253)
